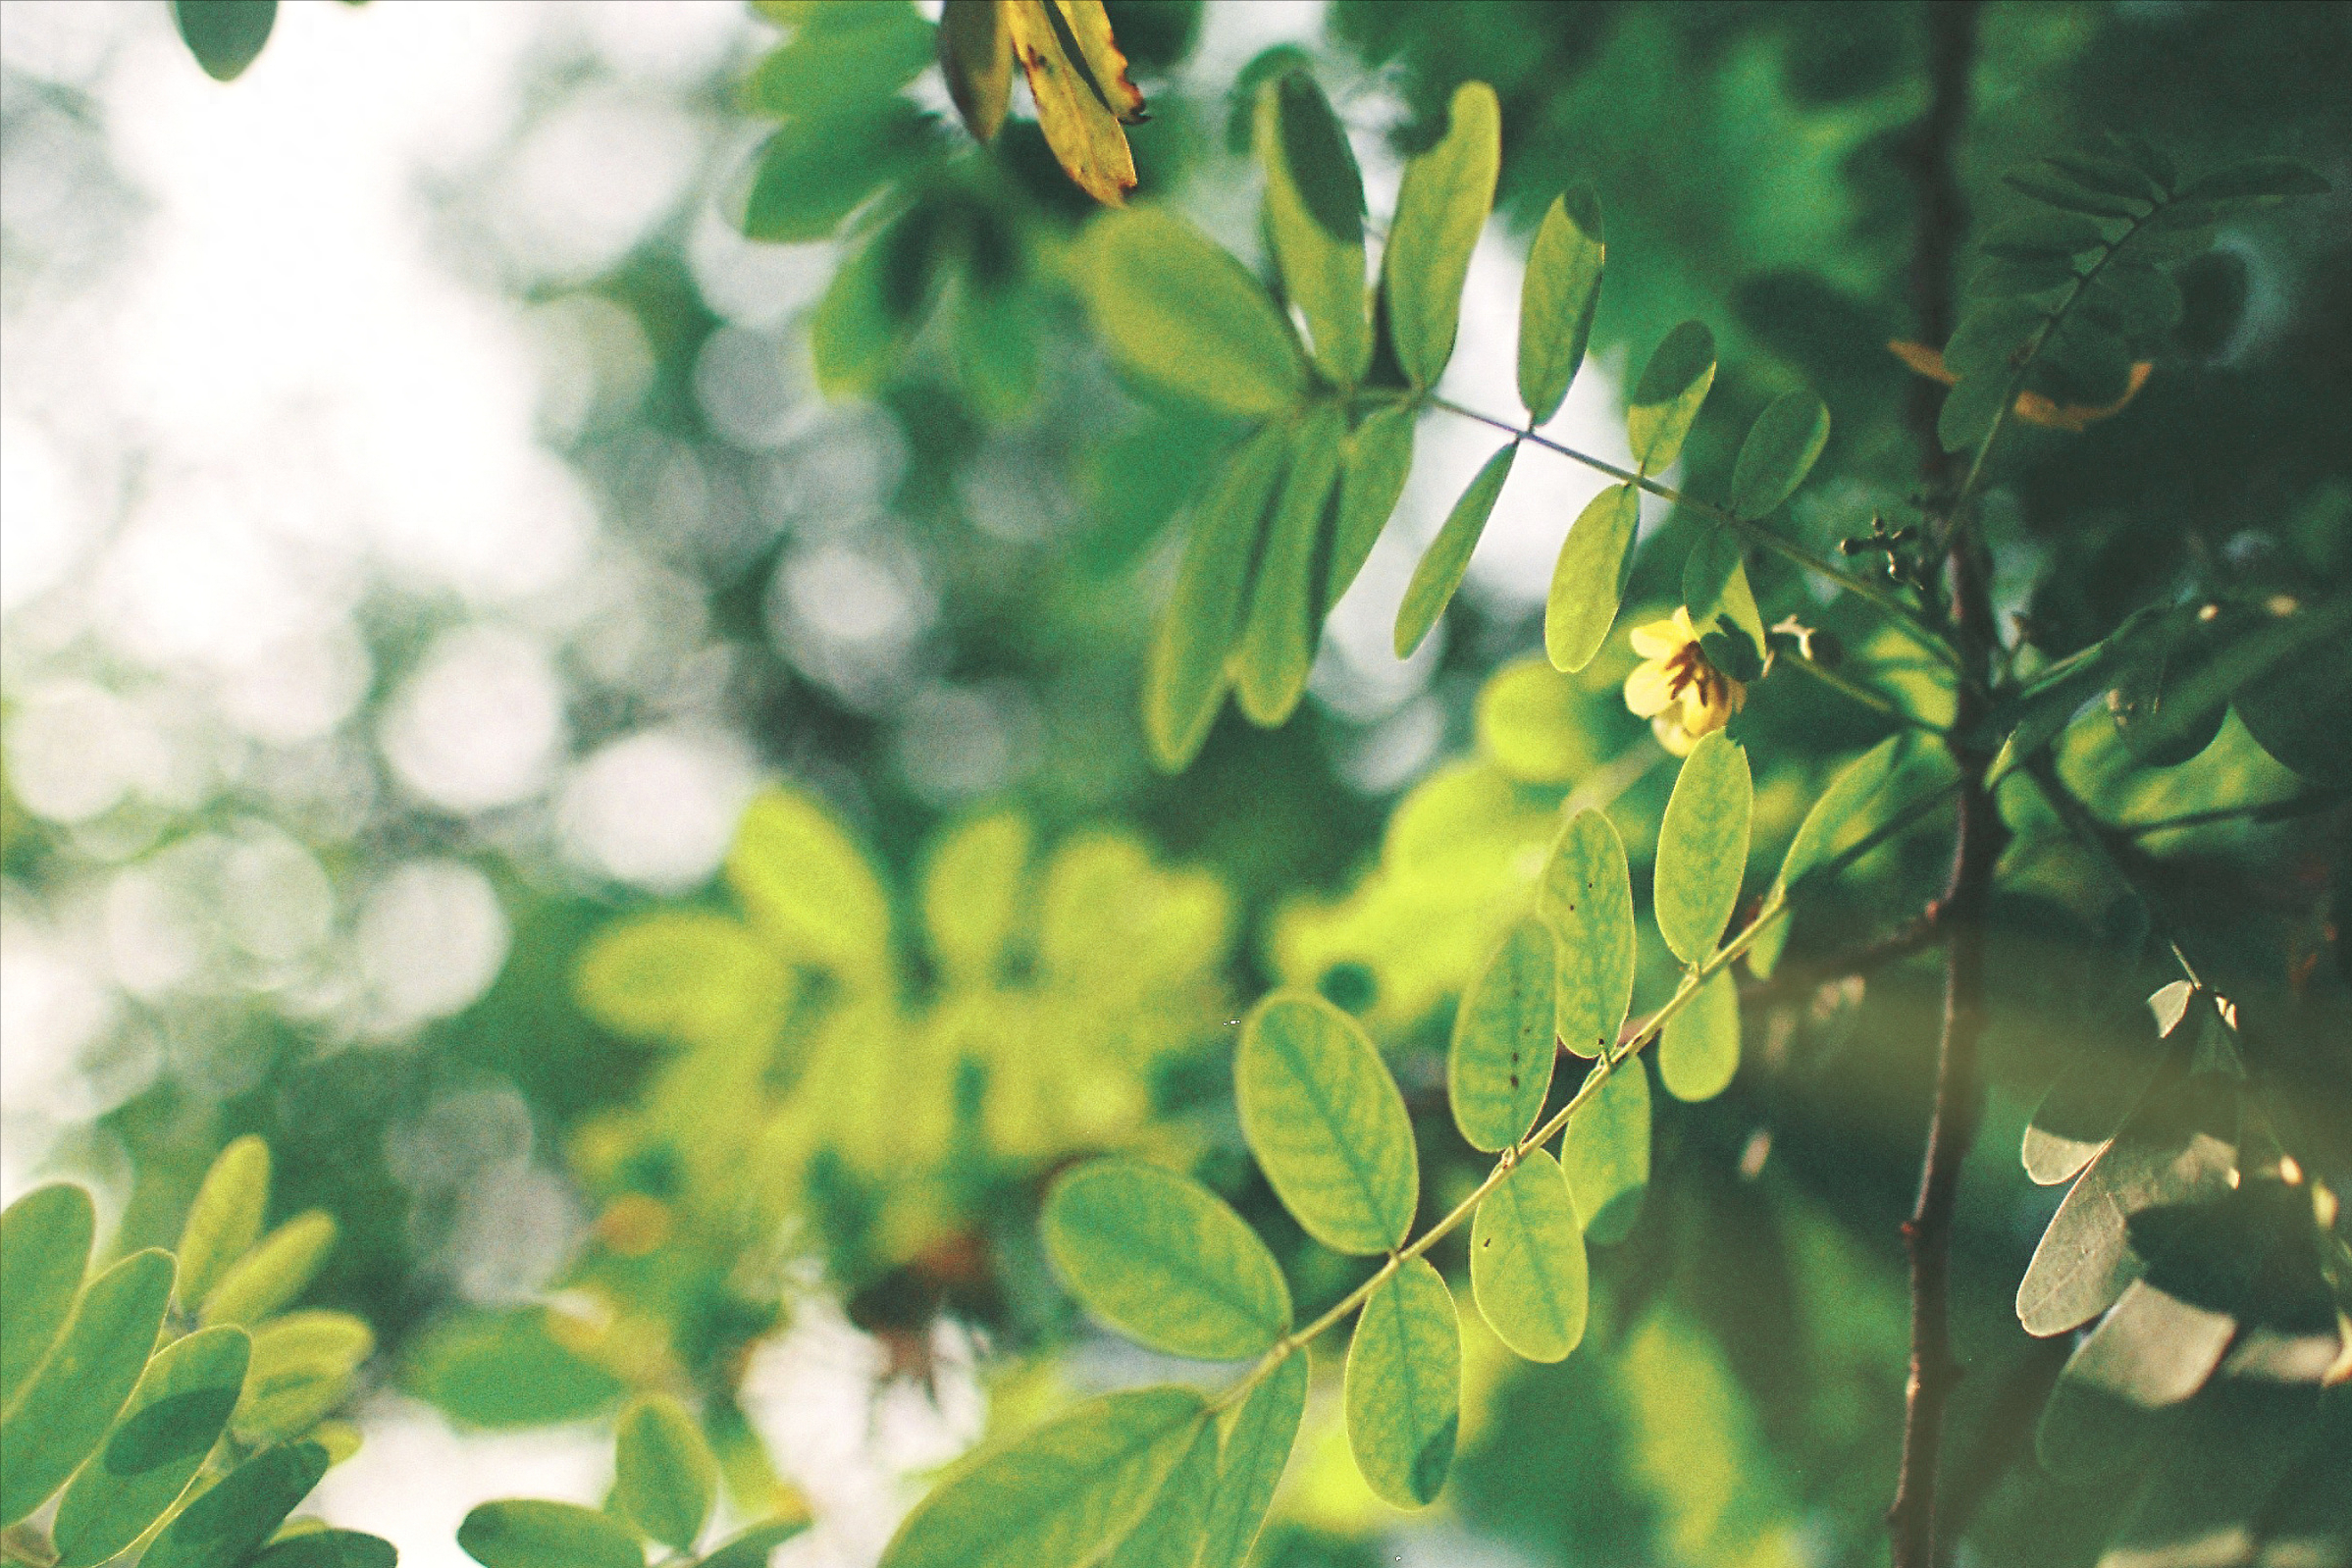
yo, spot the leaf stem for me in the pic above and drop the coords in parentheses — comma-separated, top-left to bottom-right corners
(1428, 395, 1961, 667)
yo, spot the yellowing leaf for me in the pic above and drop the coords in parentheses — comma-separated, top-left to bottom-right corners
(1050, 0, 1143, 123)
(1006, 0, 1137, 206)
(1889, 340, 2153, 431)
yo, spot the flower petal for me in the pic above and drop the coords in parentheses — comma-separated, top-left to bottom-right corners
(1629, 619, 1688, 659)
(1625, 661, 1676, 717)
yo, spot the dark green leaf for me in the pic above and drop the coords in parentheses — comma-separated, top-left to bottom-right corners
(1394, 442, 1516, 657)
(1938, 370, 2011, 454)
(1682, 528, 1766, 651)
(1234, 404, 1345, 726)
(144, 1441, 331, 1568)
(1143, 426, 1288, 769)
(1540, 809, 1636, 1060)
(2178, 157, 2331, 203)
(1257, 71, 1370, 385)
(2049, 150, 2169, 203)
(1543, 482, 1640, 674)
(1448, 915, 1560, 1152)
(699, 1518, 813, 1568)
(1468, 1150, 1588, 1363)
(1945, 300, 2047, 378)
(1382, 81, 1500, 387)
(0, 1249, 174, 1527)
(51, 1326, 252, 1568)
(1236, 992, 1419, 1256)
(1653, 732, 1752, 965)
(1728, 392, 1831, 520)
(1658, 969, 1741, 1103)
(2035, 1279, 2228, 1481)
(877, 1386, 1208, 1568)
(1326, 403, 1415, 615)
(0, 1183, 94, 1410)
(248, 1532, 397, 1568)
(1981, 211, 2111, 260)
(2003, 168, 2149, 219)
(1197, 1353, 1306, 1568)
(2235, 608, 2352, 786)
(615, 1393, 717, 1551)
(457, 1500, 646, 1568)
(2086, 263, 2185, 334)
(1344, 1258, 1459, 1508)
(1626, 322, 1716, 475)
(738, 110, 931, 243)
(1561, 1059, 1649, 1246)
(1081, 207, 1306, 416)
(1517, 186, 1605, 425)
(1778, 736, 1906, 894)
(1042, 1160, 1291, 1361)
(173, 0, 275, 81)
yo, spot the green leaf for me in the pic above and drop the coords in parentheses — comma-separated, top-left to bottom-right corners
(2177, 157, 2330, 202)
(877, 1386, 1208, 1568)
(1658, 969, 1741, 1103)
(1938, 370, 2011, 454)
(1517, 187, 1605, 425)
(1236, 992, 1420, 1256)
(1539, 810, 1636, 1060)
(177, 1135, 272, 1312)
(1235, 404, 1346, 726)
(1561, 1059, 1649, 1246)
(1777, 736, 1906, 894)
(615, 1393, 717, 1551)
(2016, 1074, 2237, 1337)
(1544, 483, 1640, 674)
(1681, 528, 1766, 652)
(52, 1326, 252, 1567)
(1, 1183, 94, 1410)
(1981, 210, 2110, 260)
(1144, 425, 1288, 769)
(923, 813, 1031, 988)
(2024, 1047, 2162, 1186)
(201, 1212, 336, 1328)
(1728, 392, 1831, 520)
(1197, 1352, 1306, 1568)
(1382, 80, 1500, 388)
(235, 1310, 374, 1443)
(2087, 262, 2185, 335)
(1626, 322, 1716, 476)
(1448, 915, 1560, 1152)
(938, 0, 1012, 142)
(573, 912, 786, 1053)
(1103, 1421, 1218, 1568)
(699, 1518, 813, 1568)
(740, 3, 934, 117)
(2048, 150, 2169, 203)
(1945, 300, 2047, 378)
(1256, 71, 1370, 385)
(2236, 618, 2352, 787)
(0, 1249, 174, 1526)
(1326, 402, 1416, 615)
(1042, 1160, 1291, 1361)
(247, 1531, 397, 1568)
(738, 109, 930, 243)
(2002, 167, 2150, 219)
(144, 1440, 331, 1568)
(726, 786, 892, 980)
(1469, 1150, 1589, 1363)
(1394, 442, 1516, 657)
(1344, 1257, 1459, 1508)
(1081, 207, 1306, 417)
(1653, 732, 1752, 966)
(173, 0, 276, 81)
(457, 1499, 646, 1568)
(2035, 1280, 2233, 1481)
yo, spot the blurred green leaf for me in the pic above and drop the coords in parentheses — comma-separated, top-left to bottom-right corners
(173, 0, 276, 82)
(1395, 441, 1515, 657)
(616, 1393, 717, 1551)
(405, 1310, 623, 1429)
(1626, 322, 1716, 476)
(1937, 369, 2010, 453)
(1080, 207, 1306, 416)
(52, 1326, 252, 1568)
(1518, 187, 1605, 426)
(235, 1310, 374, 1443)
(1982, 211, 2110, 260)
(1544, 482, 1641, 674)
(176, 1136, 271, 1313)
(0, 1249, 174, 1526)
(0, 1182, 94, 1409)
(923, 812, 1031, 987)
(699, 1518, 813, 1568)
(1345, 1257, 1459, 1508)
(1449, 915, 1560, 1152)
(1728, 391, 1830, 520)
(939, 0, 1013, 142)
(1562, 1059, 1649, 1246)
(738, 110, 932, 243)
(740, 2, 934, 117)
(1382, 80, 1500, 388)
(727, 787, 892, 982)
(1042, 1160, 1291, 1360)
(1236, 991, 1420, 1256)
(1658, 968, 1740, 1103)
(1144, 424, 1287, 769)
(1681, 528, 1766, 652)
(458, 1500, 645, 1568)
(1198, 1350, 1305, 1568)
(247, 1532, 397, 1568)
(2036, 1280, 2233, 1482)
(201, 1211, 336, 1329)
(1235, 403, 1345, 725)
(144, 1440, 330, 1568)
(877, 1386, 1208, 1568)
(2177, 157, 2330, 202)
(1469, 1150, 1589, 1363)
(1257, 71, 1370, 385)
(2003, 168, 2150, 220)
(1540, 809, 1636, 1060)
(1653, 732, 1752, 965)
(1777, 735, 1905, 894)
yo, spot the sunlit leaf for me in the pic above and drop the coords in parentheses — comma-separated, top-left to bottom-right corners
(1005, 0, 1138, 205)
(1469, 1150, 1589, 1363)
(1658, 968, 1741, 1103)
(0, 1182, 94, 1410)
(1518, 186, 1604, 425)
(1236, 991, 1419, 1256)
(1653, 732, 1752, 966)
(458, 1500, 645, 1568)
(727, 787, 893, 982)
(1103, 1421, 1217, 1568)
(144, 1440, 331, 1568)
(1197, 1351, 1305, 1568)
(1257, 70, 1370, 385)
(1777, 735, 1906, 894)
(1344, 1258, 1459, 1508)
(52, 1326, 252, 1568)
(173, 0, 275, 81)
(1144, 425, 1288, 769)
(201, 1212, 337, 1329)
(2024, 1045, 2162, 1186)
(1050, 0, 1145, 123)
(1080, 207, 1306, 416)
(1681, 528, 1766, 653)
(939, 0, 1014, 142)
(1235, 404, 1346, 725)
(616, 1393, 717, 1551)
(176, 1136, 271, 1313)
(0, 1249, 175, 1527)
(1544, 483, 1640, 674)
(1626, 322, 1716, 476)
(1395, 442, 1516, 657)
(1728, 391, 1831, 520)
(1448, 915, 1560, 1152)
(877, 1386, 1208, 1568)
(1326, 402, 1416, 614)
(1540, 809, 1636, 1060)
(740, 3, 935, 117)
(235, 1310, 375, 1443)
(1561, 1058, 1649, 1245)
(700, 1519, 814, 1568)
(1382, 80, 1500, 388)
(923, 812, 1032, 987)
(1043, 1159, 1291, 1360)
(2035, 1280, 2234, 1481)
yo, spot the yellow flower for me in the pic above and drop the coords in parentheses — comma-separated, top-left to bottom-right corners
(1624, 608, 1747, 756)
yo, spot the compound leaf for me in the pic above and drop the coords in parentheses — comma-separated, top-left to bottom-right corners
(1236, 993, 1419, 1256)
